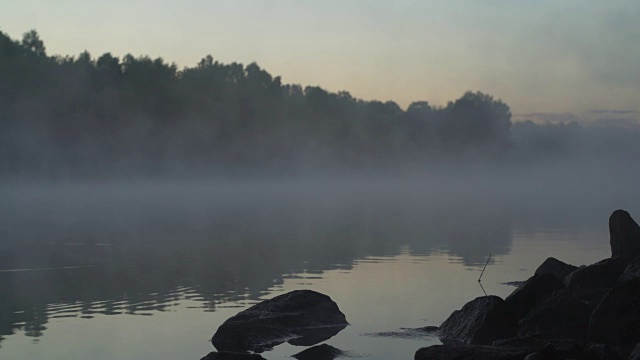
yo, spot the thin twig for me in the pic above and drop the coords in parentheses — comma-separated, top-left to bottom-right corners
(478, 281, 487, 296)
(478, 253, 492, 282)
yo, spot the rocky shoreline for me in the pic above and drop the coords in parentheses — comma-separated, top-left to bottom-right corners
(202, 209, 640, 360)
(417, 209, 640, 360)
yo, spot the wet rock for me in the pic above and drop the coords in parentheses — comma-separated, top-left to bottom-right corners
(564, 256, 632, 291)
(292, 344, 345, 360)
(200, 352, 266, 360)
(589, 278, 640, 357)
(534, 257, 579, 283)
(505, 273, 565, 319)
(211, 290, 347, 353)
(518, 289, 591, 342)
(609, 209, 640, 258)
(618, 255, 640, 282)
(415, 344, 529, 360)
(438, 295, 517, 345)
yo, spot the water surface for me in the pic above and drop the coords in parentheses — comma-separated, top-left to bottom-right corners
(0, 179, 630, 359)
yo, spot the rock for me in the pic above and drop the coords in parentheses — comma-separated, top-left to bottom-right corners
(493, 337, 582, 359)
(589, 278, 640, 357)
(571, 287, 612, 312)
(618, 255, 640, 282)
(609, 209, 640, 258)
(211, 290, 347, 353)
(564, 257, 632, 291)
(582, 343, 625, 360)
(504, 273, 565, 319)
(363, 325, 438, 339)
(523, 353, 543, 360)
(200, 352, 266, 360)
(534, 257, 579, 282)
(438, 295, 517, 345)
(415, 344, 529, 360)
(518, 289, 591, 342)
(292, 344, 345, 360)
(630, 343, 640, 360)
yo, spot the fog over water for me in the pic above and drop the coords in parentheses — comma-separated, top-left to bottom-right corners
(1, 158, 638, 359)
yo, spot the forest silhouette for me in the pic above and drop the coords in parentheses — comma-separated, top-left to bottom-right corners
(4, 29, 616, 178)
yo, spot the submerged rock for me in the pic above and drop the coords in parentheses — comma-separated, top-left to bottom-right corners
(292, 344, 345, 360)
(534, 257, 579, 283)
(415, 344, 529, 360)
(589, 277, 640, 357)
(505, 273, 565, 319)
(438, 295, 517, 345)
(211, 290, 347, 353)
(363, 325, 438, 339)
(609, 209, 640, 258)
(200, 352, 266, 360)
(517, 289, 591, 342)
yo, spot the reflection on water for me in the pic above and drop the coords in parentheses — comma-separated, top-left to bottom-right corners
(0, 181, 629, 359)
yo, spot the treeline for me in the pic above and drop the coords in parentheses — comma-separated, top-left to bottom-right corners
(0, 30, 636, 178)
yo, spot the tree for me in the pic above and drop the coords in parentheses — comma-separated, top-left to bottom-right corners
(21, 30, 45, 57)
(438, 91, 512, 151)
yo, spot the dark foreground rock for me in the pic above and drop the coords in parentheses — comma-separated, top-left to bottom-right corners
(534, 257, 579, 282)
(564, 256, 632, 291)
(589, 277, 640, 357)
(415, 344, 529, 360)
(493, 337, 582, 358)
(518, 289, 591, 342)
(610, 209, 640, 258)
(505, 273, 565, 319)
(618, 255, 640, 282)
(200, 352, 266, 360)
(211, 290, 347, 353)
(438, 295, 516, 345)
(292, 344, 346, 360)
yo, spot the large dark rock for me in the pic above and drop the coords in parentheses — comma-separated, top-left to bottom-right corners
(609, 209, 640, 258)
(564, 256, 632, 291)
(438, 295, 517, 345)
(211, 290, 347, 353)
(618, 255, 640, 282)
(589, 278, 640, 357)
(518, 289, 591, 342)
(534, 257, 579, 282)
(292, 344, 345, 360)
(415, 344, 529, 360)
(505, 273, 565, 319)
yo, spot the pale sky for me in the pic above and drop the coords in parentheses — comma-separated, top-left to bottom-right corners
(1, 0, 639, 114)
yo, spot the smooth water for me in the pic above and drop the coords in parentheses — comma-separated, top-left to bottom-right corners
(0, 179, 633, 360)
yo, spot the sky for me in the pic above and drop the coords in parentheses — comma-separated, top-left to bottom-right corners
(1, 0, 639, 116)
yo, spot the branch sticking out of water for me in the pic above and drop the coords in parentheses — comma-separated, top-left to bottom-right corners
(478, 253, 492, 283)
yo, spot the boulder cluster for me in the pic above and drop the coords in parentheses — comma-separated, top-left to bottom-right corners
(417, 209, 640, 360)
